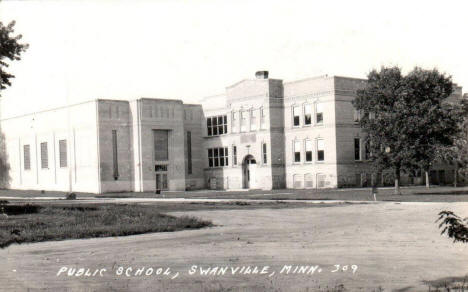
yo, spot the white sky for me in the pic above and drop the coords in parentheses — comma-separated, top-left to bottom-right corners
(0, 0, 467, 118)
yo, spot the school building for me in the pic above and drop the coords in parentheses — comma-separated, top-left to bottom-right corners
(0, 71, 464, 193)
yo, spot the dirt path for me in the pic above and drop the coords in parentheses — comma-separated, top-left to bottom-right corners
(1, 202, 468, 291)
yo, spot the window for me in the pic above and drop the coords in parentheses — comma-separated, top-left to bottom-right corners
(112, 130, 119, 180)
(304, 104, 312, 125)
(293, 106, 300, 126)
(363, 111, 369, 120)
(294, 141, 301, 163)
(233, 145, 237, 166)
(250, 109, 257, 131)
(354, 138, 361, 161)
(153, 130, 169, 161)
(317, 139, 325, 161)
(240, 111, 248, 132)
(23, 145, 30, 170)
(305, 173, 313, 188)
(187, 131, 192, 174)
(260, 108, 266, 129)
(208, 149, 213, 167)
(155, 164, 168, 171)
(207, 118, 212, 136)
(206, 115, 227, 136)
(293, 174, 303, 189)
(365, 140, 371, 160)
(208, 147, 228, 168)
(221, 116, 227, 134)
(59, 139, 67, 167)
(232, 112, 238, 133)
(40, 142, 48, 169)
(353, 109, 361, 123)
(262, 143, 267, 164)
(316, 103, 324, 124)
(219, 148, 226, 166)
(305, 140, 313, 162)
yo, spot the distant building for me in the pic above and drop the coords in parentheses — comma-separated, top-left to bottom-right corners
(1, 72, 464, 193)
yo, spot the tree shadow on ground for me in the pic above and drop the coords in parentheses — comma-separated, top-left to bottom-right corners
(422, 275, 468, 291)
(413, 191, 468, 195)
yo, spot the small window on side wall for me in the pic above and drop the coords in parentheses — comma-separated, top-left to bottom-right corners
(260, 108, 267, 129)
(353, 109, 361, 123)
(262, 143, 267, 164)
(23, 145, 31, 170)
(40, 142, 48, 169)
(354, 138, 361, 161)
(59, 139, 67, 167)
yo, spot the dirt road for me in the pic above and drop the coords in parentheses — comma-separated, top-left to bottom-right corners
(1, 202, 467, 291)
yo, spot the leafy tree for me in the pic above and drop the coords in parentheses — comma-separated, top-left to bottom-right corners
(437, 211, 468, 243)
(0, 20, 28, 188)
(0, 20, 29, 94)
(434, 98, 468, 187)
(354, 67, 463, 194)
(404, 68, 463, 187)
(354, 67, 413, 194)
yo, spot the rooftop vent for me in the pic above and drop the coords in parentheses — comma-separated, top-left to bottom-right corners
(255, 71, 269, 79)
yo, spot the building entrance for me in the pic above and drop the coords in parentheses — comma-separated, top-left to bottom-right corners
(242, 155, 257, 189)
(155, 164, 168, 192)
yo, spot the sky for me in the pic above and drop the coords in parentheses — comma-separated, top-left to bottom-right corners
(0, 0, 467, 118)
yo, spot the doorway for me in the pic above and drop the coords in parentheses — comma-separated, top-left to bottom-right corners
(242, 155, 257, 189)
(155, 164, 168, 192)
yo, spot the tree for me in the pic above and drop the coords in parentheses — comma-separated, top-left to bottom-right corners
(437, 98, 468, 187)
(354, 67, 463, 194)
(354, 67, 413, 194)
(0, 20, 29, 94)
(404, 68, 463, 188)
(0, 20, 28, 188)
(437, 211, 468, 243)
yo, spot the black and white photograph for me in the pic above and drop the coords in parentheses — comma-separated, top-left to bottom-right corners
(1, 0, 468, 291)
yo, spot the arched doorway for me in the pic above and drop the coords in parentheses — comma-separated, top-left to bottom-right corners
(242, 155, 257, 189)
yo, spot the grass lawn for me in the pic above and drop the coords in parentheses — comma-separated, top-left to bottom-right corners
(2, 186, 468, 202)
(0, 203, 212, 248)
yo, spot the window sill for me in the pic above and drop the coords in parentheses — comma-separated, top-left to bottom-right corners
(206, 166, 230, 170)
(204, 134, 228, 138)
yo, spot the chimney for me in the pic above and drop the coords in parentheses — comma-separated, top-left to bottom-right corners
(255, 71, 269, 79)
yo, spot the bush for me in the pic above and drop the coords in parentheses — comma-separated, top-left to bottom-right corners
(66, 193, 77, 200)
